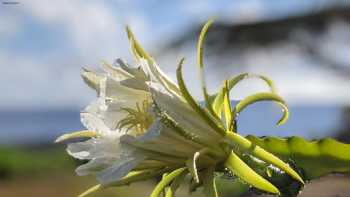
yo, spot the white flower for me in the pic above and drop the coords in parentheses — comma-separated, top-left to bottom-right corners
(56, 21, 304, 197)
(59, 61, 151, 185)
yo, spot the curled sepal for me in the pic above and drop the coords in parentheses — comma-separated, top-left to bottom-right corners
(176, 58, 225, 136)
(197, 18, 214, 69)
(224, 151, 280, 195)
(202, 166, 219, 197)
(225, 132, 304, 184)
(197, 19, 218, 119)
(211, 73, 277, 117)
(55, 130, 97, 143)
(151, 167, 187, 197)
(250, 74, 277, 93)
(233, 92, 289, 126)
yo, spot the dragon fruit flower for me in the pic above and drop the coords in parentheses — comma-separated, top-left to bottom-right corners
(56, 20, 304, 197)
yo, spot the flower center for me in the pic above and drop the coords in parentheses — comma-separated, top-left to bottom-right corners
(117, 100, 154, 136)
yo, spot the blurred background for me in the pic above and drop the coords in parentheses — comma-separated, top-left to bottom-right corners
(1, 0, 350, 196)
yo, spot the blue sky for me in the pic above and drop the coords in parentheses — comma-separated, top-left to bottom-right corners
(1, 0, 349, 110)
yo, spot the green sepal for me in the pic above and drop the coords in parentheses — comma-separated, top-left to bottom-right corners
(225, 132, 304, 184)
(176, 58, 225, 136)
(133, 160, 169, 171)
(151, 167, 187, 197)
(233, 92, 289, 126)
(224, 151, 280, 195)
(126, 26, 152, 61)
(165, 169, 187, 197)
(239, 154, 304, 196)
(211, 73, 276, 117)
(78, 184, 101, 197)
(196, 19, 219, 120)
(79, 168, 169, 197)
(223, 80, 233, 131)
(107, 168, 171, 187)
(55, 130, 97, 143)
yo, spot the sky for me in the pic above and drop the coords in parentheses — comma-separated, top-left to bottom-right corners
(0, 0, 349, 110)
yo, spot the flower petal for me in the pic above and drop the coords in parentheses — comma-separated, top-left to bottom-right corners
(96, 156, 145, 185)
(101, 60, 133, 81)
(139, 58, 181, 97)
(121, 119, 201, 159)
(67, 137, 119, 160)
(115, 58, 147, 80)
(81, 68, 104, 92)
(103, 77, 150, 102)
(76, 158, 113, 176)
(80, 110, 111, 134)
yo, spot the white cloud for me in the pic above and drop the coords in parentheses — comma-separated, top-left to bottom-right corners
(2, 0, 350, 109)
(21, 1, 128, 59)
(223, 41, 350, 105)
(0, 0, 154, 109)
(0, 8, 22, 39)
(225, 0, 266, 23)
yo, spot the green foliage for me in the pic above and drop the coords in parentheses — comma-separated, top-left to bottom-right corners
(0, 145, 74, 178)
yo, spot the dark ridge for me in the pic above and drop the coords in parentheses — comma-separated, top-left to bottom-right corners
(163, 6, 350, 76)
(167, 7, 350, 49)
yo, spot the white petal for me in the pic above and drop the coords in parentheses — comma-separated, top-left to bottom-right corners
(101, 61, 133, 81)
(104, 77, 149, 102)
(80, 112, 111, 134)
(76, 158, 112, 176)
(96, 155, 145, 185)
(115, 58, 147, 80)
(67, 134, 139, 177)
(121, 119, 200, 158)
(120, 77, 148, 91)
(67, 140, 94, 160)
(139, 58, 181, 97)
(81, 68, 104, 92)
(67, 134, 122, 160)
(80, 98, 126, 132)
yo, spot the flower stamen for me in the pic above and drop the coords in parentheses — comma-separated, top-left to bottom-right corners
(117, 100, 154, 135)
